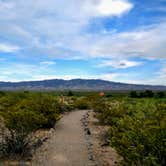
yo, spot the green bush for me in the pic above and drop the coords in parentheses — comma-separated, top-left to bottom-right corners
(0, 110, 45, 157)
(0, 92, 66, 158)
(156, 92, 165, 98)
(93, 98, 166, 165)
(24, 94, 61, 128)
(130, 91, 138, 98)
(74, 97, 90, 109)
(67, 90, 74, 96)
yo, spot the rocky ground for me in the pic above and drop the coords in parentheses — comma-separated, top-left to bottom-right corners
(82, 111, 122, 166)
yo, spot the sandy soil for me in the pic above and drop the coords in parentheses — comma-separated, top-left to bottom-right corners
(31, 110, 97, 166)
(86, 111, 122, 166)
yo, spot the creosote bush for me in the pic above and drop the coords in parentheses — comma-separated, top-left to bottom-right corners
(0, 110, 44, 157)
(93, 97, 166, 166)
(0, 92, 72, 159)
(73, 97, 90, 110)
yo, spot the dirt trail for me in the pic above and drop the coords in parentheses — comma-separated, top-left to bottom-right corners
(31, 110, 96, 166)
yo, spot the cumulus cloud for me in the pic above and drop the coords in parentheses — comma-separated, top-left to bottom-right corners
(0, 0, 134, 59)
(95, 0, 133, 16)
(0, 0, 165, 61)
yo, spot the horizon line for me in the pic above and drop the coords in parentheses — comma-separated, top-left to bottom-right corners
(0, 78, 165, 87)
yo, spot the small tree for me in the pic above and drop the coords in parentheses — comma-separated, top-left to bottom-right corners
(0, 91, 5, 97)
(156, 92, 165, 98)
(139, 90, 154, 98)
(130, 91, 138, 98)
(67, 91, 74, 96)
(144, 90, 154, 98)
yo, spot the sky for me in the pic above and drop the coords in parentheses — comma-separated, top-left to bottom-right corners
(0, 0, 166, 85)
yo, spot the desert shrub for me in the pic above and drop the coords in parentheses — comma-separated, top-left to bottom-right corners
(156, 92, 165, 98)
(105, 93, 113, 98)
(138, 90, 155, 98)
(0, 91, 5, 97)
(130, 91, 138, 98)
(93, 98, 166, 165)
(0, 92, 30, 110)
(93, 97, 129, 125)
(74, 97, 90, 109)
(58, 96, 74, 112)
(24, 94, 61, 128)
(67, 90, 74, 96)
(89, 95, 107, 113)
(59, 101, 73, 112)
(0, 92, 65, 158)
(0, 110, 45, 157)
(144, 90, 154, 97)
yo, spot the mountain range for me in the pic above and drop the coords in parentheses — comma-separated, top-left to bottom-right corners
(0, 79, 166, 91)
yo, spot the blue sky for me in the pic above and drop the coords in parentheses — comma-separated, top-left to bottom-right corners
(0, 0, 166, 85)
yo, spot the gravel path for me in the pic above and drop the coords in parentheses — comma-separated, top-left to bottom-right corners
(31, 110, 96, 166)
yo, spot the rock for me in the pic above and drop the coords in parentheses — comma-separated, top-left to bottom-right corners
(87, 129, 91, 135)
(101, 141, 109, 147)
(89, 155, 94, 161)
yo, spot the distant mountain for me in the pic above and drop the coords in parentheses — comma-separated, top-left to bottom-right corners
(0, 79, 166, 91)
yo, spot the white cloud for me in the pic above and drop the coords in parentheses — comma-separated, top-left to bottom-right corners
(27, 73, 121, 82)
(67, 23, 166, 60)
(0, 43, 20, 53)
(98, 73, 121, 81)
(98, 59, 142, 68)
(0, 1, 13, 10)
(0, 0, 134, 58)
(0, 0, 165, 61)
(95, 0, 133, 16)
(40, 61, 56, 66)
(0, 63, 57, 82)
(94, 60, 166, 86)
(96, 72, 166, 85)
(0, 0, 166, 85)
(154, 64, 166, 85)
(0, 61, 165, 85)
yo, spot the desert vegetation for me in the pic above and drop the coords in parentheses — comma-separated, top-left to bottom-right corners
(0, 90, 98, 160)
(0, 90, 165, 165)
(0, 91, 73, 160)
(93, 91, 166, 166)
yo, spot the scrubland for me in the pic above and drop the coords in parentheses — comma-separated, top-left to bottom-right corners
(0, 90, 165, 165)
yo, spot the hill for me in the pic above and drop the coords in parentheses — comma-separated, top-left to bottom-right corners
(0, 79, 166, 91)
